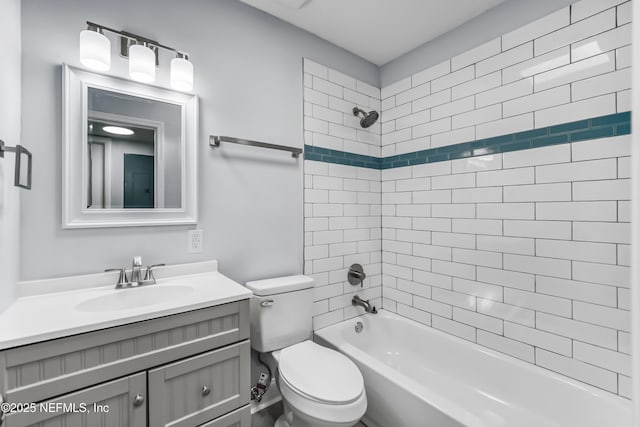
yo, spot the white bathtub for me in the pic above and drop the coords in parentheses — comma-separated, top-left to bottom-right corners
(314, 310, 631, 427)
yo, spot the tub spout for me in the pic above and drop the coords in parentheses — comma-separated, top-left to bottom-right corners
(352, 295, 377, 314)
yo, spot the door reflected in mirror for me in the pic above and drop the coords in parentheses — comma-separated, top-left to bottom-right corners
(86, 87, 182, 209)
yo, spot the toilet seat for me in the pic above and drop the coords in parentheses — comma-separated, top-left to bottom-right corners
(278, 340, 364, 404)
(276, 340, 367, 425)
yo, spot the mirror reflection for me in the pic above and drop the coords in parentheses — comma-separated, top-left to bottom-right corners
(86, 88, 182, 209)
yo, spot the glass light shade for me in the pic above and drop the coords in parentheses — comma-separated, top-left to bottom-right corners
(170, 57, 194, 92)
(79, 30, 111, 71)
(129, 44, 156, 83)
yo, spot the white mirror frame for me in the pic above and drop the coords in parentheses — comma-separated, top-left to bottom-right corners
(62, 64, 198, 228)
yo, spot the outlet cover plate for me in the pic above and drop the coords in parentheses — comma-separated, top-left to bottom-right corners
(188, 229, 203, 253)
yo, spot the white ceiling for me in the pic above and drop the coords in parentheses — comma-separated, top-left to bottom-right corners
(238, 0, 508, 65)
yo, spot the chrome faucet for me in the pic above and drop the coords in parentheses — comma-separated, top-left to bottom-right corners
(352, 295, 377, 314)
(105, 257, 165, 289)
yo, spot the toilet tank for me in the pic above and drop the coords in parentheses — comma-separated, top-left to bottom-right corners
(245, 275, 314, 353)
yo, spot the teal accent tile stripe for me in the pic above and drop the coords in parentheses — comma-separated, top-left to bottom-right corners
(304, 111, 631, 170)
(303, 145, 381, 169)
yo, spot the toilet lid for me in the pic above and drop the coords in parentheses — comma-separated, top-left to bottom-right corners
(278, 341, 364, 404)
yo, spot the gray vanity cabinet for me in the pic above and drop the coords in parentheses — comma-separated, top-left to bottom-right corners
(0, 300, 251, 427)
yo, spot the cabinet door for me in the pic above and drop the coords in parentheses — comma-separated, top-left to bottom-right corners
(148, 341, 250, 427)
(4, 372, 146, 427)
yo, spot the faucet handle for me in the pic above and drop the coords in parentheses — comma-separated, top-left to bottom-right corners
(144, 264, 166, 283)
(348, 264, 366, 287)
(132, 256, 142, 267)
(105, 268, 128, 287)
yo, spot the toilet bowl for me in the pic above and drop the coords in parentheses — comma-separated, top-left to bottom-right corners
(245, 275, 367, 427)
(273, 340, 367, 427)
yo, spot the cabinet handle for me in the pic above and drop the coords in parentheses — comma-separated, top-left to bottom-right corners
(201, 385, 211, 396)
(133, 394, 145, 407)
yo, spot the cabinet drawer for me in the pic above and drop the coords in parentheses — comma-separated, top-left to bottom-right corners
(148, 341, 250, 427)
(4, 372, 146, 427)
(199, 404, 250, 427)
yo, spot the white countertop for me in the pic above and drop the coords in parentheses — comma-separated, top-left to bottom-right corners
(0, 262, 252, 350)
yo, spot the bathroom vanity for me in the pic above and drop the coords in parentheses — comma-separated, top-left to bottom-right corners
(0, 261, 252, 427)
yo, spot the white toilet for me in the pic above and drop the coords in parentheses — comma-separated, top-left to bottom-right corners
(246, 275, 367, 427)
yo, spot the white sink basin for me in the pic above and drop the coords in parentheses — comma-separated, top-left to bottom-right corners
(76, 285, 194, 312)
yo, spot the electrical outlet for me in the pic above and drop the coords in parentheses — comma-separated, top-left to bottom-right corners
(188, 229, 203, 253)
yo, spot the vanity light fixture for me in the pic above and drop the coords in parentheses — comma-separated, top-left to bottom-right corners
(170, 53, 194, 92)
(102, 125, 134, 136)
(78, 21, 194, 91)
(128, 42, 156, 83)
(79, 24, 111, 71)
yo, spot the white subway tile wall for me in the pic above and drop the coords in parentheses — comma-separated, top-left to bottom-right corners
(304, 59, 381, 157)
(380, 137, 631, 396)
(303, 0, 632, 399)
(380, 0, 631, 155)
(378, 0, 632, 398)
(304, 59, 382, 330)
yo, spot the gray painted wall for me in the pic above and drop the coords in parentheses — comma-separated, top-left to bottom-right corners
(380, 0, 575, 86)
(20, 0, 378, 283)
(0, 0, 21, 312)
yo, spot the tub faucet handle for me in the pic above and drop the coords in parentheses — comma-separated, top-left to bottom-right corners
(348, 264, 366, 287)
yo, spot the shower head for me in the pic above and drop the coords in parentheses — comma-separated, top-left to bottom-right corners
(353, 107, 379, 129)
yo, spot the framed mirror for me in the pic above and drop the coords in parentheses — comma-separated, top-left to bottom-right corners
(62, 64, 198, 228)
